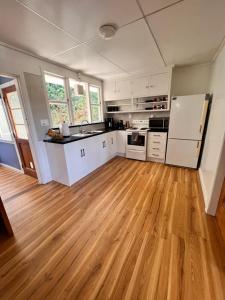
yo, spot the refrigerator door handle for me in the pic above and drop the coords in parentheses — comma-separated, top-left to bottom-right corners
(196, 141, 201, 157)
(199, 100, 209, 133)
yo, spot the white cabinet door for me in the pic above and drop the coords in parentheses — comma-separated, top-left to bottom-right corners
(116, 131, 126, 155)
(97, 133, 110, 165)
(65, 140, 89, 185)
(149, 73, 169, 96)
(116, 80, 131, 100)
(166, 139, 200, 168)
(84, 136, 100, 173)
(132, 73, 169, 97)
(104, 80, 116, 101)
(132, 76, 150, 98)
(107, 131, 117, 158)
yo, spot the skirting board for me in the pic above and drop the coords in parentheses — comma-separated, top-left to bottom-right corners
(0, 163, 23, 173)
(198, 168, 213, 215)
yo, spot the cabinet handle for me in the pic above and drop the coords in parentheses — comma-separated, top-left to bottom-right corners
(80, 149, 83, 157)
(111, 138, 113, 144)
(199, 100, 209, 133)
(102, 141, 106, 148)
(196, 141, 201, 157)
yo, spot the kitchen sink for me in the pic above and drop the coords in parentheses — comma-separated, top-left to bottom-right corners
(72, 130, 103, 137)
(72, 133, 93, 137)
(86, 130, 103, 134)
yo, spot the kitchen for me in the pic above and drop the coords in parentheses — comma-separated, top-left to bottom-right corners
(44, 71, 210, 186)
(0, 0, 225, 299)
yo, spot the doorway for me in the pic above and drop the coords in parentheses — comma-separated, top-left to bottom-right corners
(0, 77, 37, 178)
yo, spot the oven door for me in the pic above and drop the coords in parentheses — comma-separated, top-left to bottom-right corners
(127, 132, 146, 148)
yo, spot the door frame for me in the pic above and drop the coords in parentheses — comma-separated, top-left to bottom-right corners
(0, 76, 37, 177)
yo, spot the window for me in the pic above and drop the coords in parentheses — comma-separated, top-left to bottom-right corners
(89, 85, 102, 123)
(0, 99, 13, 141)
(69, 79, 89, 125)
(44, 73, 103, 127)
(6, 91, 28, 139)
(45, 74, 70, 127)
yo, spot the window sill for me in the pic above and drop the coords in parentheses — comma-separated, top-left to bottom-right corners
(52, 121, 104, 130)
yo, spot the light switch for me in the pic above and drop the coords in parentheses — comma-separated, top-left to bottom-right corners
(40, 119, 49, 126)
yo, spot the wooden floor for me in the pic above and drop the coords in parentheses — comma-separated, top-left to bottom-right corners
(0, 157, 224, 300)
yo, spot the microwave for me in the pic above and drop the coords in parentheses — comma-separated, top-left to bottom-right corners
(149, 118, 169, 130)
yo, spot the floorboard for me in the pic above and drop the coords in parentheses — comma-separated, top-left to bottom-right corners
(0, 158, 224, 299)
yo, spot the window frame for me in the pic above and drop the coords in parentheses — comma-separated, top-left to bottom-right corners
(88, 84, 103, 124)
(44, 72, 103, 127)
(44, 72, 71, 127)
(0, 97, 14, 143)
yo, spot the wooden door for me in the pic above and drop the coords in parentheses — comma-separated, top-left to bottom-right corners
(0, 197, 13, 237)
(2, 85, 37, 178)
(216, 178, 225, 241)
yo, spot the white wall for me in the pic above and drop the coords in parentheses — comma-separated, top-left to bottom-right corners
(199, 45, 225, 215)
(172, 63, 211, 96)
(0, 44, 102, 184)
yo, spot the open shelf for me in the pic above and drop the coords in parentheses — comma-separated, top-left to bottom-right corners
(105, 95, 170, 114)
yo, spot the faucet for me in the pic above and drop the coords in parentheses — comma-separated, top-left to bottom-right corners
(79, 120, 89, 133)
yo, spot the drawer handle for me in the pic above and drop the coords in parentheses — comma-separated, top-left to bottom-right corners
(152, 147, 159, 150)
(153, 141, 160, 144)
(152, 154, 159, 157)
(153, 134, 160, 137)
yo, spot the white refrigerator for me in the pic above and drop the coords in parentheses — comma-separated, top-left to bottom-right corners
(166, 94, 209, 168)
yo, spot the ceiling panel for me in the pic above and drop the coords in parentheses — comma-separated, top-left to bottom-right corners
(52, 44, 124, 77)
(0, 0, 79, 57)
(19, 0, 142, 42)
(139, 0, 182, 15)
(88, 19, 165, 75)
(147, 0, 225, 65)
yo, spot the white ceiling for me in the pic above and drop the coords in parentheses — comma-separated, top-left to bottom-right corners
(0, 0, 224, 80)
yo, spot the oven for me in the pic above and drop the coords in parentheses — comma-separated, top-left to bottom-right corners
(126, 131, 147, 161)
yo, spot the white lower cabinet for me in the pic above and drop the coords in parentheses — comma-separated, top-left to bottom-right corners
(116, 131, 126, 156)
(147, 132, 167, 163)
(46, 131, 121, 186)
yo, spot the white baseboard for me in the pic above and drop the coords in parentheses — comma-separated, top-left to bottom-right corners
(198, 168, 211, 214)
(0, 163, 23, 173)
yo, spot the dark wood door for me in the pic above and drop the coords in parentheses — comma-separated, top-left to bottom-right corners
(2, 85, 37, 178)
(0, 197, 13, 237)
(216, 178, 225, 241)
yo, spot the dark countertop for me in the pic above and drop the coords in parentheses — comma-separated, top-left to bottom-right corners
(43, 128, 125, 144)
(43, 127, 168, 145)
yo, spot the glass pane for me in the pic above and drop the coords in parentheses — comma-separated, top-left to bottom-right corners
(7, 91, 21, 109)
(11, 109, 25, 125)
(0, 100, 12, 141)
(69, 79, 88, 125)
(16, 124, 28, 139)
(91, 105, 101, 123)
(89, 86, 100, 104)
(45, 74, 66, 102)
(49, 103, 70, 127)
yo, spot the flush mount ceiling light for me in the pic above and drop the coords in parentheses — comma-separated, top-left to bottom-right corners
(99, 24, 118, 40)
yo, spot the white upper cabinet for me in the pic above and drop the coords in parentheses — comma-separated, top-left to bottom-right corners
(132, 73, 169, 97)
(104, 80, 117, 101)
(148, 73, 169, 96)
(104, 79, 131, 101)
(116, 80, 132, 100)
(104, 72, 170, 101)
(131, 76, 150, 98)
